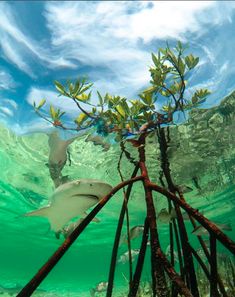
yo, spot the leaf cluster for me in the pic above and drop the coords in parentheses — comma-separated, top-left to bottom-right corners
(33, 42, 211, 138)
(147, 41, 210, 113)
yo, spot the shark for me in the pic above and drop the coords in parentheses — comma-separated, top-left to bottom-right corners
(46, 131, 78, 188)
(24, 179, 112, 232)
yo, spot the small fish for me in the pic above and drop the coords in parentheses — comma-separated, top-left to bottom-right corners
(118, 249, 140, 264)
(165, 245, 179, 262)
(90, 281, 108, 296)
(130, 225, 144, 239)
(192, 223, 232, 236)
(120, 225, 144, 244)
(177, 185, 193, 194)
(157, 208, 176, 223)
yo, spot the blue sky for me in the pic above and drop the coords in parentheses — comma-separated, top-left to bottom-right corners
(0, 1, 235, 135)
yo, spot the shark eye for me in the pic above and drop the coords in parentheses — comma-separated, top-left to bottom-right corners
(90, 184, 93, 187)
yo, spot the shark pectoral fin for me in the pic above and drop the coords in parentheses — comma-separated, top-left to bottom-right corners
(24, 206, 51, 218)
(83, 212, 101, 223)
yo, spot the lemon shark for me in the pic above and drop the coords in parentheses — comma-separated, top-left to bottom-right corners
(25, 179, 112, 232)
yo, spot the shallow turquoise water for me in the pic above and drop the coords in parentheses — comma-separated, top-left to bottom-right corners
(0, 112, 235, 296)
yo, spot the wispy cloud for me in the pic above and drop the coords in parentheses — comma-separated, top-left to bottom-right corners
(95, 1, 215, 42)
(0, 106, 14, 117)
(0, 69, 17, 90)
(0, 2, 76, 77)
(44, 1, 221, 100)
(2, 99, 18, 110)
(0, 98, 18, 119)
(1, 1, 235, 133)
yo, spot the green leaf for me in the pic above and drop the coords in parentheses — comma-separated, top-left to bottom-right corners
(37, 99, 46, 109)
(152, 53, 159, 66)
(159, 48, 166, 55)
(54, 81, 65, 94)
(178, 57, 185, 75)
(80, 83, 93, 94)
(74, 113, 88, 125)
(116, 105, 126, 118)
(97, 91, 103, 106)
(120, 100, 130, 115)
(193, 57, 199, 68)
(185, 54, 199, 69)
(50, 105, 57, 120)
(177, 41, 183, 51)
(75, 93, 90, 102)
(143, 86, 158, 94)
(73, 80, 80, 96)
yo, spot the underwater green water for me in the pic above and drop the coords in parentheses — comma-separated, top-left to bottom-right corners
(0, 97, 235, 296)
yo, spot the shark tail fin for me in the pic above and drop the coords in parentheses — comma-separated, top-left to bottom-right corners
(24, 206, 51, 218)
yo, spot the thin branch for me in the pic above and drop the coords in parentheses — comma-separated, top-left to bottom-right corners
(71, 97, 97, 120)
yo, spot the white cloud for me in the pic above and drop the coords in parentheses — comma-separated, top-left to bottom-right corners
(45, 1, 216, 47)
(0, 112, 7, 118)
(0, 98, 17, 122)
(2, 99, 18, 110)
(0, 70, 17, 90)
(0, 2, 76, 76)
(44, 1, 225, 99)
(0, 106, 14, 117)
(0, 37, 34, 77)
(99, 1, 215, 42)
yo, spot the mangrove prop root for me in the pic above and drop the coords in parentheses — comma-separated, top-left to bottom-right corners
(174, 202, 199, 297)
(138, 133, 193, 297)
(117, 144, 134, 288)
(189, 217, 228, 297)
(128, 218, 149, 297)
(16, 127, 235, 297)
(210, 235, 219, 297)
(157, 250, 193, 297)
(138, 135, 169, 297)
(17, 176, 143, 297)
(106, 164, 139, 297)
(157, 127, 199, 296)
(125, 202, 133, 288)
(149, 182, 235, 255)
(145, 179, 169, 297)
(190, 246, 226, 297)
(173, 219, 184, 278)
